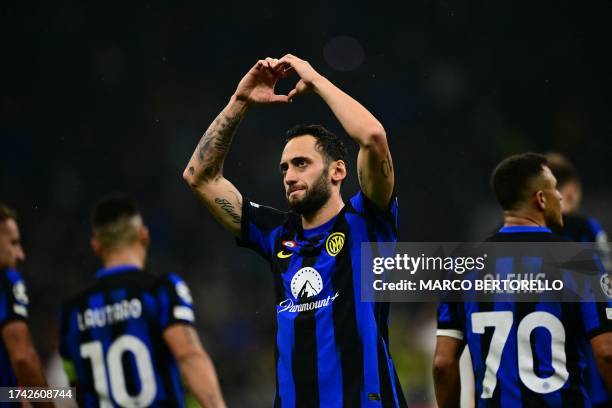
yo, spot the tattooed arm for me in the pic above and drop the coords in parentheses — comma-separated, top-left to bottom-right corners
(278, 54, 394, 210)
(183, 58, 289, 237)
(164, 325, 226, 408)
(183, 99, 246, 237)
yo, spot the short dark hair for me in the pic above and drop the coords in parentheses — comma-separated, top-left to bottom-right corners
(545, 153, 579, 188)
(491, 153, 548, 210)
(0, 203, 16, 223)
(286, 124, 347, 163)
(91, 195, 143, 250)
(91, 195, 140, 229)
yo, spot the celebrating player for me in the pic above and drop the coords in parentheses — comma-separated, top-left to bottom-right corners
(183, 54, 406, 406)
(433, 153, 612, 407)
(545, 152, 611, 407)
(0, 204, 53, 403)
(59, 196, 225, 407)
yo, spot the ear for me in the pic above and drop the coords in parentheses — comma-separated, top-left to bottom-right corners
(139, 225, 150, 247)
(330, 160, 347, 185)
(91, 237, 103, 257)
(535, 190, 546, 210)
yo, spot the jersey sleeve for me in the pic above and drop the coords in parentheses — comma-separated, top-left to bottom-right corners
(349, 191, 398, 234)
(580, 301, 612, 339)
(236, 198, 290, 261)
(436, 302, 465, 340)
(0, 269, 29, 328)
(586, 217, 607, 242)
(157, 273, 196, 330)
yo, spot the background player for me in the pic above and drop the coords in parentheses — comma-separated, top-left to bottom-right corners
(183, 55, 406, 406)
(0, 204, 53, 402)
(59, 196, 225, 407)
(545, 152, 611, 407)
(545, 152, 609, 248)
(433, 153, 612, 407)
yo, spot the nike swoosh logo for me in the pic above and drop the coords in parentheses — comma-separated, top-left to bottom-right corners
(277, 251, 293, 259)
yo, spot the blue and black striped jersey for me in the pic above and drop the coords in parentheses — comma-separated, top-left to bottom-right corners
(556, 214, 608, 245)
(59, 265, 196, 407)
(238, 191, 406, 407)
(0, 268, 29, 388)
(437, 226, 612, 408)
(555, 214, 612, 408)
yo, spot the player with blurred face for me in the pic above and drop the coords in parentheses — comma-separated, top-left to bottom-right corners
(545, 152, 612, 407)
(433, 153, 612, 408)
(0, 204, 53, 406)
(59, 196, 225, 408)
(183, 55, 406, 406)
(545, 152, 582, 214)
(0, 215, 25, 270)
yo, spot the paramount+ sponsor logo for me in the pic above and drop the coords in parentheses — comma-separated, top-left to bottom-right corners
(277, 266, 339, 314)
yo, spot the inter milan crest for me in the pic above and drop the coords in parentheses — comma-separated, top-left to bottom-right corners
(325, 232, 345, 257)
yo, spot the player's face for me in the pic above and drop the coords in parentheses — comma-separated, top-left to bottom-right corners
(0, 219, 26, 269)
(558, 181, 582, 214)
(280, 135, 332, 215)
(540, 166, 563, 229)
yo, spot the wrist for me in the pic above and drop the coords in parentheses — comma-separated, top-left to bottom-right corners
(228, 94, 251, 114)
(311, 75, 329, 94)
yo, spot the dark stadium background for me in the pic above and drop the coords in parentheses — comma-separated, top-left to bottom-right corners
(2, 1, 611, 406)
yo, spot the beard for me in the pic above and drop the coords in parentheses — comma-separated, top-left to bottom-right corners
(545, 210, 564, 230)
(287, 169, 332, 216)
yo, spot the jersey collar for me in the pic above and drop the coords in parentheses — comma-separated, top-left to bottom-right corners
(95, 264, 141, 279)
(498, 226, 552, 234)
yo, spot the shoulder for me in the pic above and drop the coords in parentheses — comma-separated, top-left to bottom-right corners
(155, 272, 194, 301)
(242, 199, 292, 230)
(563, 214, 607, 241)
(0, 269, 28, 302)
(156, 272, 190, 291)
(486, 232, 570, 242)
(347, 191, 398, 220)
(0, 268, 23, 288)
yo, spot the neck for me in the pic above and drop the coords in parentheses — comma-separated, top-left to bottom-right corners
(102, 246, 146, 269)
(301, 194, 345, 230)
(502, 209, 546, 228)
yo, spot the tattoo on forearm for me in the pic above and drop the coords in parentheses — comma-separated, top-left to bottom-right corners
(380, 153, 393, 178)
(214, 198, 241, 224)
(192, 113, 242, 181)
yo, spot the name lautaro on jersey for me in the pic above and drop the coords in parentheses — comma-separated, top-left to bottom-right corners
(77, 298, 142, 331)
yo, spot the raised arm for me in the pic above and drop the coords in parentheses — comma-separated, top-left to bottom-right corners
(278, 54, 394, 210)
(183, 58, 289, 237)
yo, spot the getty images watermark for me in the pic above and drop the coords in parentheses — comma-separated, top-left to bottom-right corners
(360, 242, 612, 302)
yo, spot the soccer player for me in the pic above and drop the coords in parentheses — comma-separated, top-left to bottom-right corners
(59, 196, 225, 407)
(545, 152, 611, 407)
(545, 152, 609, 247)
(433, 153, 612, 407)
(183, 54, 406, 406)
(0, 204, 53, 399)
